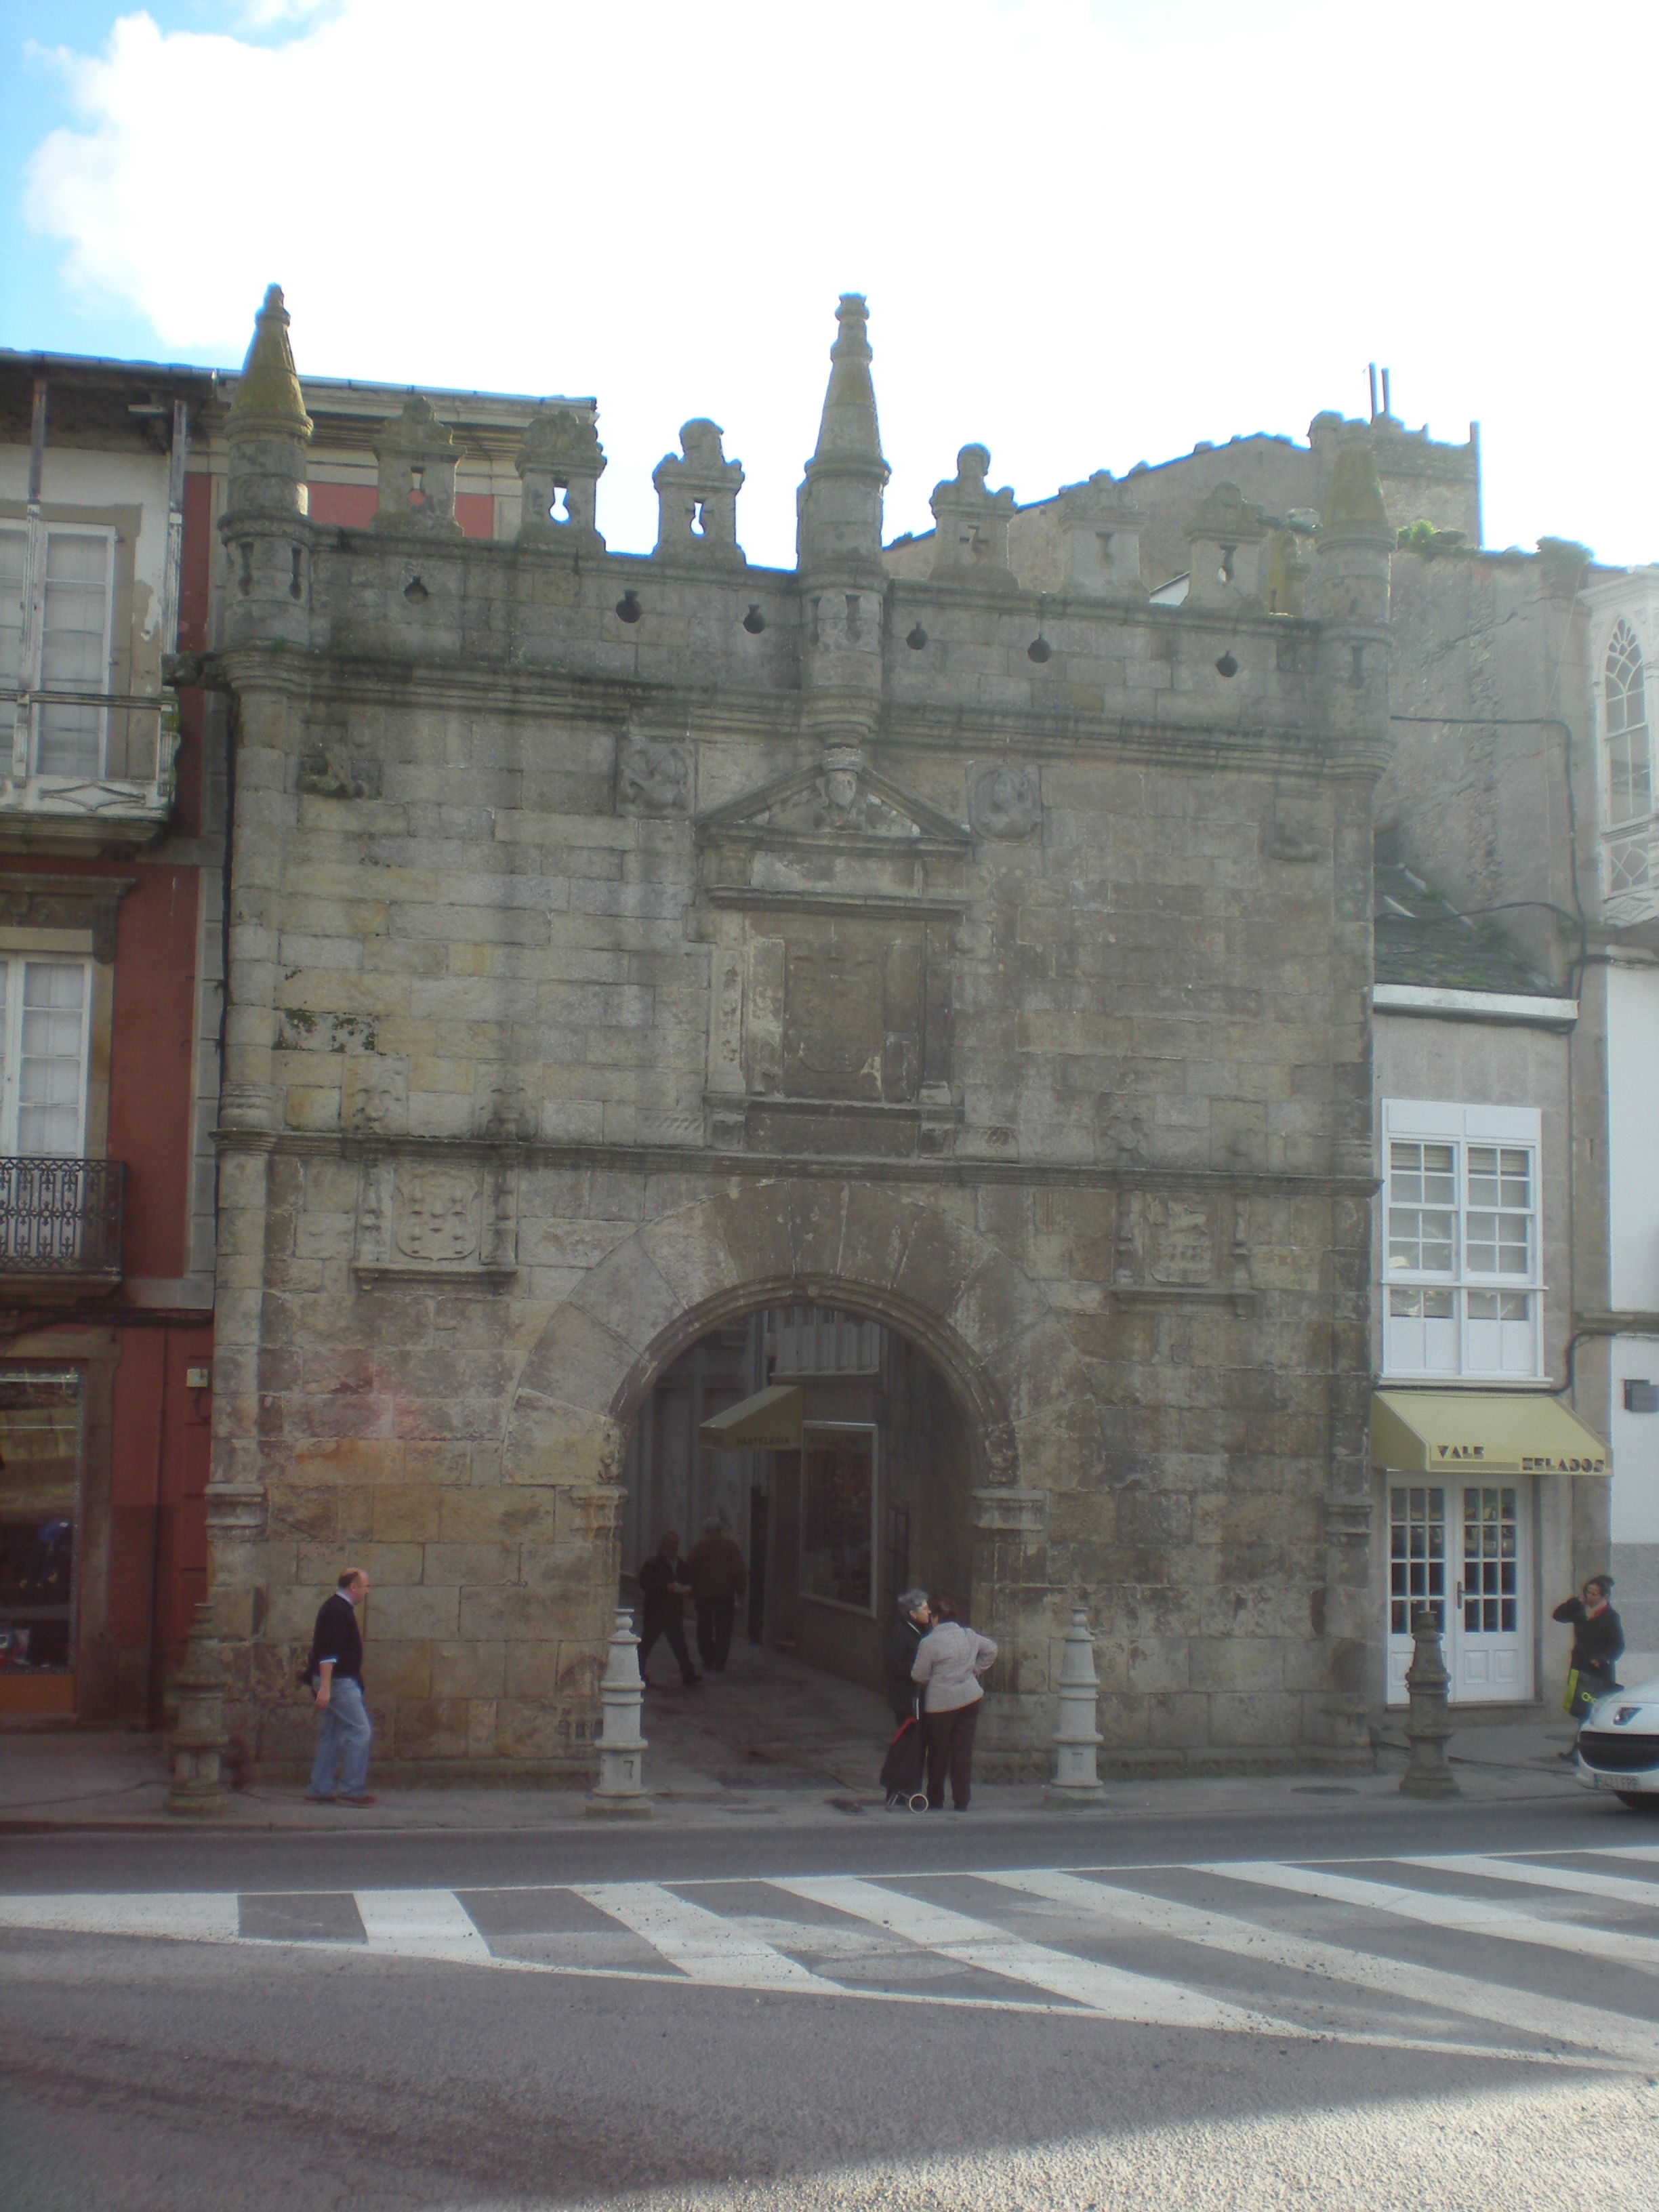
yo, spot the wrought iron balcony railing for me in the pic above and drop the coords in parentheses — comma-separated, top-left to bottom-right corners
(0, 1158, 125, 1279)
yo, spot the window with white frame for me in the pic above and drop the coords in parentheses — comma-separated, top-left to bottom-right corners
(0, 960, 91, 1155)
(1381, 1100, 1542, 1379)
(0, 523, 116, 780)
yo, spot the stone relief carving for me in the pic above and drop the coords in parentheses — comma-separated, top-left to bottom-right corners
(811, 752, 888, 834)
(1109, 1190, 1255, 1309)
(394, 1168, 479, 1263)
(353, 1155, 517, 1286)
(1144, 1195, 1214, 1285)
(969, 761, 1041, 840)
(1096, 1094, 1149, 1164)
(617, 735, 692, 815)
(297, 747, 367, 800)
(479, 1071, 535, 1141)
(342, 1056, 407, 1135)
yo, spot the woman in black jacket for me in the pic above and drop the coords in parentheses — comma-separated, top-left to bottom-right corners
(1553, 1576, 1623, 1746)
(885, 1590, 933, 1719)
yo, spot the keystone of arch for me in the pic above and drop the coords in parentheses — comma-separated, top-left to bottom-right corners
(501, 1179, 1104, 1496)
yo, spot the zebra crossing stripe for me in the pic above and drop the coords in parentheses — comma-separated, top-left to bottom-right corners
(0, 1891, 240, 1942)
(353, 1890, 491, 1961)
(770, 1876, 1311, 2036)
(1195, 1862, 1659, 1970)
(975, 1868, 1659, 2069)
(574, 1882, 844, 1992)
(1399, 1855, 1659, 1910)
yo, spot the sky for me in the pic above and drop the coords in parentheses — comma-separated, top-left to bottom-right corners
(1, 0, 1654, 571)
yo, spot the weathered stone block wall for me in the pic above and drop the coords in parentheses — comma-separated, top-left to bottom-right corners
(205, 300, 1395, 1777)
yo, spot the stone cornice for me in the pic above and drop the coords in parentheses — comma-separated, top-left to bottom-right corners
(0, 870, 137, 960)
(211, 1122, 1378, 1200)
(211, 644, 1385, 779)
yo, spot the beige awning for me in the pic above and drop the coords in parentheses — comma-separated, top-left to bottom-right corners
(699, 1384, 803, 1450)
(1371, 1390, 1608, 1477)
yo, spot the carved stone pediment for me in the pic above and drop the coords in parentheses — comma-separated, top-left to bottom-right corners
(697, 751, 970, 901)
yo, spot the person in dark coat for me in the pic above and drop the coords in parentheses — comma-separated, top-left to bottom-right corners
(885, 1589, 933, 1720)
(305, 1566, 375, 1805)
(687, 1519, 747, 1672)
(1553, 1575, 1624, 1748)
(881, 1589, 932, 1808)
(636, 1530, 699, 1688)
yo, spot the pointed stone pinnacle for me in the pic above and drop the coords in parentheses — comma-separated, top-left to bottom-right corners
(1323, 427, 1389, 534)
(797, 293, 889, 570)
(228, 283, 312, 443)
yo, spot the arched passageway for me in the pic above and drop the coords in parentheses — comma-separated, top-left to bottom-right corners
(621, 1301, 975, 1694)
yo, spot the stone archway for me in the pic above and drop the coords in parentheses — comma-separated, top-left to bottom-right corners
(502, 1179, 1103, 1500)
(500, 1179, 1102, 1773)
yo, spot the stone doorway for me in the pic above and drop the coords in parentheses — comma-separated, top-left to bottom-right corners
(621, 1305, 975, 1699)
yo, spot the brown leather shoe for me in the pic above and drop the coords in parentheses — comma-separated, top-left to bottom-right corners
(337, 1794, 377, 1807)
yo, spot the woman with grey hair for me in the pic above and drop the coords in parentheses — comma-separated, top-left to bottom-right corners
(881, 1589, 933, 1809)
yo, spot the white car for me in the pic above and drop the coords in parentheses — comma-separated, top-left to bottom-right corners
(1575, 1675, 1659, 1809)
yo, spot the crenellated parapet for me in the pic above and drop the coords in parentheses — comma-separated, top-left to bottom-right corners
(516, 404, 606, 553)
(653, 419, 745, 568)
(371, 394, 463, 537)
(212, 286, 1393, 785)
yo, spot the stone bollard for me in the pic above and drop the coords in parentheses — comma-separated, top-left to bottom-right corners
(1399, 1604, 1460, 1799)
(1044, 1605, 1107, 1809)
(164, 1601, 230, 1818)
(586, 1607, 653, 1818)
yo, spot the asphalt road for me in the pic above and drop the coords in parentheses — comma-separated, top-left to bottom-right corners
(3, 1791, 1656, 2212)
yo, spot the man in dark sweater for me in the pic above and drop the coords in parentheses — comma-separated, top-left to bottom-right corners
(687, 1519, 747, 1673)
(636, 1531, 699, 1688)
(306, 1568, 375, 1804)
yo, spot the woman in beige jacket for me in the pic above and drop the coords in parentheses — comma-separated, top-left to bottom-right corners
(911, 1596, 998, 1811)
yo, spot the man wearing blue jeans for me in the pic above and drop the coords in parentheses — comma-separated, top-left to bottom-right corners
(306, 1567, 375, 1805)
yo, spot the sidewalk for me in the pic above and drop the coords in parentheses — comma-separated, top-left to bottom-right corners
(0, 1639, 1592, 1834)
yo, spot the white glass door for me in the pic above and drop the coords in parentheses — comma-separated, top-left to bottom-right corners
(1451, 1484, 1528, 1701)
(1387, 1481, 1531, 1704)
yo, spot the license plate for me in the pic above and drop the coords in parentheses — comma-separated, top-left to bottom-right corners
(1589, 1769, 1641, 1791)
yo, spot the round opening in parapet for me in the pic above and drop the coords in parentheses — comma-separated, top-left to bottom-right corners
(615, 590, 642, 624)
(906, 623, 928, 651)
(1027, 636, 1052, 663)
(1214, 652, 1240, 678)
(743, 605, 766, 635)
(403, 576, 429, 604)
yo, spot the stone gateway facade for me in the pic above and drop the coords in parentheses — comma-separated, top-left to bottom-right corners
(204, 287, 1395, 1780)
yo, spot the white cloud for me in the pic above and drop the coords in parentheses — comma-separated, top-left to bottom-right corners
(20, 0, 1659, 567)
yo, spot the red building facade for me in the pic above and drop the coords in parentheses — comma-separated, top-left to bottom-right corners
(0, 354, 220, 1723)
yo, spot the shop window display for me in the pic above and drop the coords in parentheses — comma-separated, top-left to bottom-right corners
(0, 1372, 82, 1676)
(799, 1424, 876, 1614)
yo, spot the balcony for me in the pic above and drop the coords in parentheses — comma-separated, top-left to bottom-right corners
(0, 1158, 125, 1294)
(0, 690, 180, 852)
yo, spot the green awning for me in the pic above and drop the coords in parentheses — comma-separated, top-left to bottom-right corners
(1371, 1390, 1608, 1477)
(699, 1385, 802, 1450)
